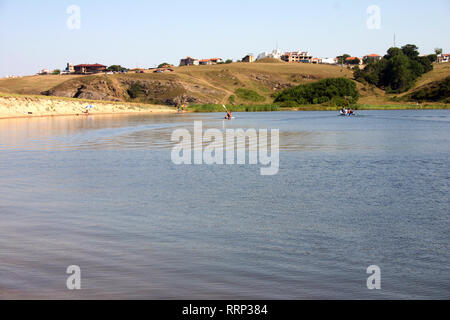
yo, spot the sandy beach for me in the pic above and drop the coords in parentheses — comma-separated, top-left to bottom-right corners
(0, 94, 176, 119)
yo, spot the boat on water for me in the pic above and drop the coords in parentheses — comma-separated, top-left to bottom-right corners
(339, 108, 355, 116)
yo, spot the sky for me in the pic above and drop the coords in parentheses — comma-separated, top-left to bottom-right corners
(0, 0, 449, 76)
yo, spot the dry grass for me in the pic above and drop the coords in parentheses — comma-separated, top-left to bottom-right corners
(0, 75, 84, 95)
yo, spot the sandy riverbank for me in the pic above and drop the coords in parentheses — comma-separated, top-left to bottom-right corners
(0, 94, 176, 119)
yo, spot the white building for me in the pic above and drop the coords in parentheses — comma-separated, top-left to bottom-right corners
(319, 58, 336, 64)
(257, 49, 283, 60)
(437, 54, 449, 63)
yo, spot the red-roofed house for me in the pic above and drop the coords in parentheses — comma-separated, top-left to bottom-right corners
(345, 57, 362, 65)
(199, 59, 213, 65)
(74, 63, 107, 74)
(363, 54, 382, 62)
(437, 54, 449, 63)
(199, 58, 223, 65)
(209, 58, 223, 64)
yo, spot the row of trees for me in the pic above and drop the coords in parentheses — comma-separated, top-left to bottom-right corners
(353, 44, 434, 93)
(107, 65, 129, 72)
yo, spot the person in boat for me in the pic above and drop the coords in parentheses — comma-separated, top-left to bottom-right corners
(225, 110, 232, 120)
(347, 108, 354, 115)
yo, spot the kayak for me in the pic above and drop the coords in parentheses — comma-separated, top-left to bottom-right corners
(339, 110, 355, 116)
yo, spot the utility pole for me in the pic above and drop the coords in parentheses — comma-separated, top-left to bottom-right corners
(394, 33, 396, 48)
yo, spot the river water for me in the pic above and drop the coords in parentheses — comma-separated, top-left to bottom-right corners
(0, 110, 448, 299)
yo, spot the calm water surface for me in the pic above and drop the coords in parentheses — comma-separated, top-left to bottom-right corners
(0, 110, 449, 299)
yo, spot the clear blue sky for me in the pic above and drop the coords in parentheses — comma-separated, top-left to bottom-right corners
(1, 0, 449, 76)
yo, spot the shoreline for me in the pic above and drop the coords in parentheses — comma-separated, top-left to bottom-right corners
(0, 93, 176, 120)
(0, 110, 176, 120)
(0, 93, 448, 120)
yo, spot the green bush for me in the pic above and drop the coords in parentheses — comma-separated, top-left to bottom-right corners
(235, 88, 265, 102)
(279, 100, 300, 108)
(127, 83, 144, 99)
(408, 76, 450, 102)
(274, 77, 359, 106)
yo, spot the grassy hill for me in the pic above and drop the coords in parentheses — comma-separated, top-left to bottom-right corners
(0, 63, 352, 106)
(357, 63, 450, 106)
(0, 62, 448, 108)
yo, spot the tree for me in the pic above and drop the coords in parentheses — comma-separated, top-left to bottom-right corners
(52, 69, 61, 75)
(337, 54, 351, 65)
(386, 47, 404, 59)
(158, 62, 171, 68)
(355, 44, 434, 93)
(107, 65, 127, 72)
(127, 83, 144, 99)
(353, 66, 364, 82)
(347, 57, 361, 65)
(435, 48, 443, 55)
(225, 59, 233, 64)
(401, 44, 420, 59)
(427, 54, 438, 63)
(383, 54, 414, 92)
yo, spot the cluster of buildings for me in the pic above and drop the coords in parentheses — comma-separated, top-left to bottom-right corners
(179, 57, 224, 66)
(35, 50, 450, 77)
(177, 50, 386, 67)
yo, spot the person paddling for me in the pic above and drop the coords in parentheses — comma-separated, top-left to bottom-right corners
(225, 110, 232, 120)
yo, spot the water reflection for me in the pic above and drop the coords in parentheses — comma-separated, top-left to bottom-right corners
(0, 112, 396, 152)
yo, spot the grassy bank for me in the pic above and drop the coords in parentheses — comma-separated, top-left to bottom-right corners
(188, 104, 280, 112)
(279, 103, 450, 111)
(188, 103, 450, 112)
(355, 104, 450, 110)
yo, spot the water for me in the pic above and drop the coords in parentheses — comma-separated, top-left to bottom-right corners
(0, 110, 448, 299)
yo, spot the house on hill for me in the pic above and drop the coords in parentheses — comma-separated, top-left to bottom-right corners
(345, 57, 363, 65)
(242, 55, 255, 63)
(210, 58, 223, 64)
(319, 58, 336, 64)
(65, 63, 75, 73)
(39, 69, 50, 75)
(179, 57, 199, 66)
(437, 54, 450, 63)
(199, 59, 212, 65)
(74, 63, 107, 74)
(257, 49, 283, 60)
(281, 51, 313, 63)
(199, 58, 223, 65)
(363, 54, 382, 62)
